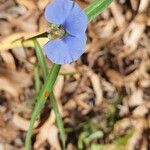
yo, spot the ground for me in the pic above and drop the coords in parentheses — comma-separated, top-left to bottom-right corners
(0, 0, 149, 150)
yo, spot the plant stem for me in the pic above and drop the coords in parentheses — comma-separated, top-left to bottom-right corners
(25, 64, 61, 150)
(50, 93, 66, 150)
(32, 39, 66, 149)
(33, 39, 48, 79)
(33, 65, 41, 93)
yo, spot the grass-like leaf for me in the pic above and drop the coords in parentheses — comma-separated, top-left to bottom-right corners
(33, 39, 48, 79)
(84, 0, 113, 21)
(25, 39, 66, 150)
(33, 65, 41, 93)
(33, 39, 66, 149)
(25, 64, 61, 150)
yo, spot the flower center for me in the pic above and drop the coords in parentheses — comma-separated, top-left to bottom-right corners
(47, 24, 67, 40)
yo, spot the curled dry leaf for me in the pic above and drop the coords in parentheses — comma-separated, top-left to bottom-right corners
(132, 105, 148, 117)
(0, 76, 18, 100)
(95, 19, 116, 39)
(129, 89, 143, 107)
(126, 118, 148, 150)
(130, 0, 140, 10)
(12, 47, 27, 61)
(47, 125, 61, 150)
(0, 51, 16, 70)
(34, 113, 61, 150)
(38, 0, 53, 10)
(6, 14, 38, 32)
(0, 32, 48, 51)
(0, 68, 32, 103)
(105, 69, 124, 87)
(0, 68, 32, 89)
(86, 67, 103, 105)
(138, 0, 150, 12)
(54, 75, 64, 100)
(64, 81, 78, 94)
(54, 75, 64, 116)
(12, 114, 38, 131)
(0, 113, 18, 143)
(113, 118, 132, 134)
(75, 93, 91, 112)
(123, 16, 146, 51)
(110, 1, 126, 28)
(15, 0, 36, 10)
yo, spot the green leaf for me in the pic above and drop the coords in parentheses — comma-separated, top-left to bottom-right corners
(78, 132, 88, 150)
(84, 0, 113, 21)
(85, 131, 103, 144)
(25, 64, 61, 150)
(33, 65, 41, 93)
(33, 39, 66, 149)
(115, 128, 135, 146)
(91, 144, 103, 150)
(33, 39, 48, 79)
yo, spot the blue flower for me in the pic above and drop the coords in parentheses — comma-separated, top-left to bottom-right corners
(44, 0, 88, 64)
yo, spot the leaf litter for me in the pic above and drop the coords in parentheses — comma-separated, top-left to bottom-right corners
(0, 0, 149, 149)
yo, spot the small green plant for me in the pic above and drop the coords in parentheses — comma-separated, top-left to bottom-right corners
(25, 0, 113, 150)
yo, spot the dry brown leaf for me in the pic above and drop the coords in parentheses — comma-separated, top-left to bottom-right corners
(0, 32, 48, 51)
(110, 1, 126, 28)
(64, 81, 78, 94)
(101, 79, 115, 92)
(12, 114, 38, 131)
(105, 69, 124, 87)
(132, 105, 148, 117)
(34, 113, 61, 150)
(12, 47, 27, 61)
(0, 76, 18, 99)
(75, 93, 90, 111)
(94, 19, 116, 38)
(47, 125, 61, 150)
(130, 0, 140, 10)
(67, 143, 76, 150)
(129, 89, 143, 106)
(126, 118, 148, 150)
(54, 75, 64, 100)
(0, 113, 18, 143)
(15, 0, 36, 10)
(0, 51, 16, 70)
(38, 0, 52, 10)
(114, 118, 132, 134)
(139, 0, 150, 12)
(0, 68, 32, 89)
(6, 14, 38, 32)
(86, 68, 103, 105)
(123, 17, 146, 51)
(62, 64, 77, 74)
(0, 21, 12, 36)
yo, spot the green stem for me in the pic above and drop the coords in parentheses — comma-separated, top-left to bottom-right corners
(30, 39, 66, 149)
(33, 65, 41, 93)
(51, 94, 66, 150)
(25, 64, 61, 150)
(33, 39, 48, 79)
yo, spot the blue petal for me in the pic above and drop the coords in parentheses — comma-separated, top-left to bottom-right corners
(44, 0, 74, 25)
(63, 2, 88, 37)
(43, 35, 87, 64)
